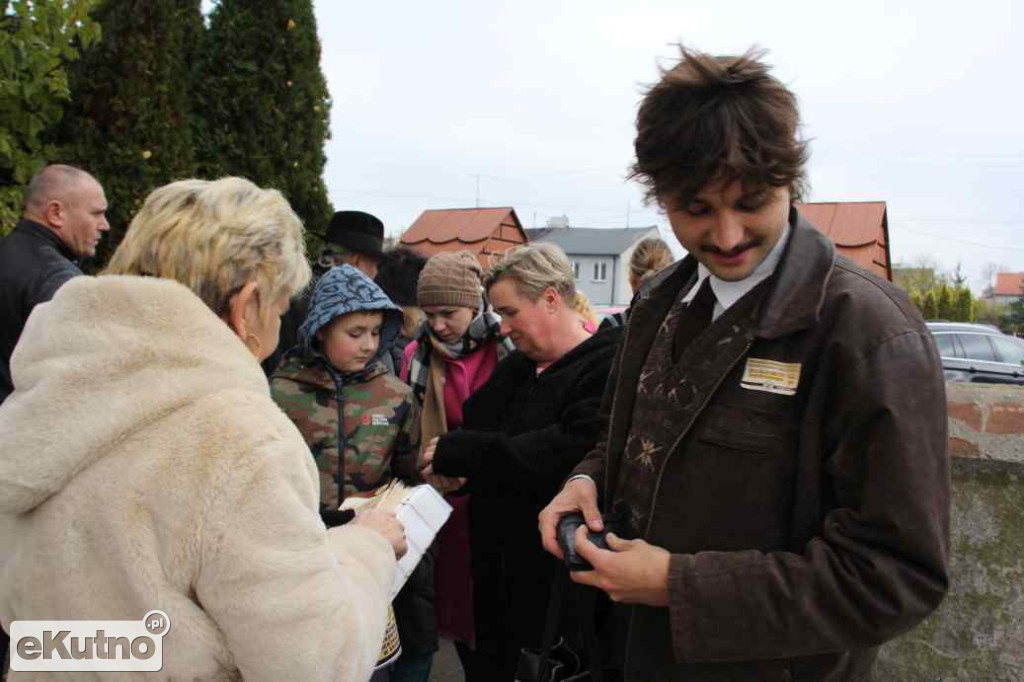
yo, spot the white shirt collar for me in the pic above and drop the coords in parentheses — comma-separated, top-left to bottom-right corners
(681, 223, 791, 320)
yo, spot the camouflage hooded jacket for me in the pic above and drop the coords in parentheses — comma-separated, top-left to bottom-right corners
(271, 264, 419, 514)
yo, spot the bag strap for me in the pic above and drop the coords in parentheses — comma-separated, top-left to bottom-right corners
(576, 587, 603, 682)
(539, 565, 606, 682)
(538, 564, 566, 678)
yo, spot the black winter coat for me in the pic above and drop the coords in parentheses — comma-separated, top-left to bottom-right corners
(0, 219, 82, 404)
(433, 327, 620, 679)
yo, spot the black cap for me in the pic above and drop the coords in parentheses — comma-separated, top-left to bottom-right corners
(324, 210, 384, 257)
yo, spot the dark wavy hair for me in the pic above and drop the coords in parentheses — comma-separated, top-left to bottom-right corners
(630, 45, 809, 208)
(374, 246, 427, 307)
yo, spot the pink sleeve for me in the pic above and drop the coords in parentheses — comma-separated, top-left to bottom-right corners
(400, 340, 418, 381)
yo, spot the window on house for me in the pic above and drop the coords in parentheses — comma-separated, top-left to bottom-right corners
(593, 262, 607, 282)
(572, 261, 580, 279)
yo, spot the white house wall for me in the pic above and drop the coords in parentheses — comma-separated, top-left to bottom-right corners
(569, 255, 617, 306)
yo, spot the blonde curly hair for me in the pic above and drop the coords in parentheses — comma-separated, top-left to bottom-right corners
(572, 291, 598, 326)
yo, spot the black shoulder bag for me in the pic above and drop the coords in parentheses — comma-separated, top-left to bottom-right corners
(514, 565, 618, 682)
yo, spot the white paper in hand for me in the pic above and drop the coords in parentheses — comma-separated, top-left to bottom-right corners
(340, 481, 453, 598)
(391, 485, 452, 597)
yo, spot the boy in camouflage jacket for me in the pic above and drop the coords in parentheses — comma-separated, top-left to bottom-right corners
(271, 264, 419, 527)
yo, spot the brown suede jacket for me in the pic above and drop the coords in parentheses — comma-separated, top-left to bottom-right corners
(573, 209, 950, 682)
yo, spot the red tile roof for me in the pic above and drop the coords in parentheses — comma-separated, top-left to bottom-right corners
(400, 207, 528, 267)
(994, 272, 1024, 296)
(797, 202, 890, 280)
(402, 203, 893, 279)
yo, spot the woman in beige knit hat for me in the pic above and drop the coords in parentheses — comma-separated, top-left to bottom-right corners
(399, 250, 512, 676)
(401, 251, 512, 455)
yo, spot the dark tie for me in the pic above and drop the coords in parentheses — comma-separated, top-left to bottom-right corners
(673, 278, 717, 362)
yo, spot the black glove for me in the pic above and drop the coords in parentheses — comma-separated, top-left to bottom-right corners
(320, 506, 356, 528)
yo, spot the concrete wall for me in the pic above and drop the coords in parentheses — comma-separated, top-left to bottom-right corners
(875, 383, 1024, 681)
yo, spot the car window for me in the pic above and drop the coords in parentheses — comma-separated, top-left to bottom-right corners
(956, 333, 997, 362)
(933, 333, 959, 358)
(991, 336, 1024, 365)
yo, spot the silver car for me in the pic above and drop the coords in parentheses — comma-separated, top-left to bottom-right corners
(927, 322, 1024, 385)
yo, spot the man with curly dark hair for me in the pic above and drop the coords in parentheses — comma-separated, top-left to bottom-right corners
(540, 46, 949, 681)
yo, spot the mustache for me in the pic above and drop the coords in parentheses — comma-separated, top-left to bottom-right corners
(700, 238, 763, 258)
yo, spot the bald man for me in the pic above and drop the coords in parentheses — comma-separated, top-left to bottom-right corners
(0, 164, 109, 404)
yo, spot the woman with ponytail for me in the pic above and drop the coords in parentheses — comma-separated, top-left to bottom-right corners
(601, 236, 675, 329)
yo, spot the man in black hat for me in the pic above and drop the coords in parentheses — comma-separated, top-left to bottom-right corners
(318, 210, 385, 279)
(262, 210, 386, 374)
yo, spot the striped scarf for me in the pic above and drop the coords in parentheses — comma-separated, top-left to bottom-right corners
(406, 307, 512, 405)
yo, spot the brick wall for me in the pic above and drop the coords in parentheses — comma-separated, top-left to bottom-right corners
(947, 384, 1024, 463)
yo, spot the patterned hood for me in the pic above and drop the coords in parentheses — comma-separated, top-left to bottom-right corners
(298, 264, 402, 364)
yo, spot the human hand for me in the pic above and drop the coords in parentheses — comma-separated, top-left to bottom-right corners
(539, 477, 602, 559)
(568, 528, 671, 606)
(419, 437, 440, 476)
(353, 509, 407, 559)
(417, 436, 467, 492)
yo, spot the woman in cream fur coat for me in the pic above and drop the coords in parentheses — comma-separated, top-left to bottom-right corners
(0, 178, 405, 681)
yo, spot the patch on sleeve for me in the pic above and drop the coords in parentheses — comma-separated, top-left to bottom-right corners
(741, 358, 801, 396)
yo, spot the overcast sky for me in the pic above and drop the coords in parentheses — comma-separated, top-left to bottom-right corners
(313, 0, 1022, 293)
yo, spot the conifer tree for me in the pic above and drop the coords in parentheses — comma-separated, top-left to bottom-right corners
(936, 283, 954, 321)
(53, 0, 204, 265)
(922, 290, 938, 321)
(909, 290, 923, 316)
(1006, 298, 1024, 335)
(954, 287, 974, 323)
(198, 0, 332, 254)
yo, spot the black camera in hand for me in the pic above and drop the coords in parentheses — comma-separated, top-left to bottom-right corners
(556, 512, 616, 572)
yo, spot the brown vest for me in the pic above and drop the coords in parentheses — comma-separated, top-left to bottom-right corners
(609, 278, 773, 540)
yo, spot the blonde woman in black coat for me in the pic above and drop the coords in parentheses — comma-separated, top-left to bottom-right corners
(420, 243, 620, 682)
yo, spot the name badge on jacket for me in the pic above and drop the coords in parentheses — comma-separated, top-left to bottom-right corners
(741, 358, 801, 396)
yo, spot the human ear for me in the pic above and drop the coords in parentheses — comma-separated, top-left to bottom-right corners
(45, 200, 64, 228)
(543, 287, 560, 313)
(226, 281, 260, 341)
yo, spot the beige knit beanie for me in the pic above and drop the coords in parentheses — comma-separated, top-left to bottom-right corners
(417, 251, 483, 309)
